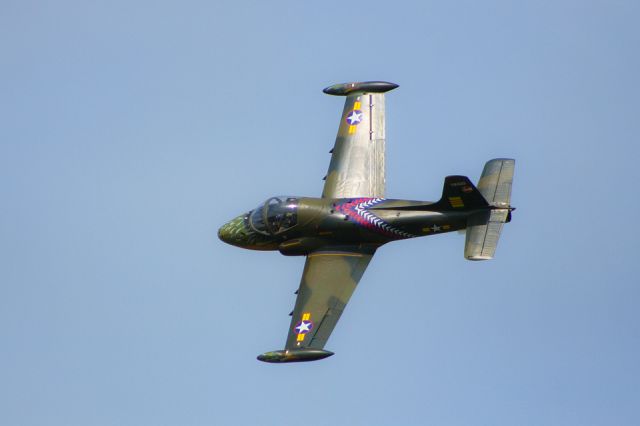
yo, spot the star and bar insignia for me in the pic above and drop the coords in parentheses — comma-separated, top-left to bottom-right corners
(346, 100, 364, 134)
(422, 224, 452, 234)
(294, 312, 314, 343)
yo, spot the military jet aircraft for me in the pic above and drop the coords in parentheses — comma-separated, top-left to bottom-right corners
(219, 81, 515, 363)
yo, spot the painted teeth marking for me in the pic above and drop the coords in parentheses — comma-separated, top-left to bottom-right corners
(336, 198, 417, 239)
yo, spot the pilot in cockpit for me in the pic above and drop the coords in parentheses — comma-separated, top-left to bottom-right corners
(249, 196, 299, 236)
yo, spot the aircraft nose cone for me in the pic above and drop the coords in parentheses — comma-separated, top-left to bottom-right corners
(218, 214, 250, 246)
(217, 221, 233, 243)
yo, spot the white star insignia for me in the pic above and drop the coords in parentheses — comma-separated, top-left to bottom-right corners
(295, 321, 311, 333)
(431, 224, 441, 232)
(347, 111, 362, 125)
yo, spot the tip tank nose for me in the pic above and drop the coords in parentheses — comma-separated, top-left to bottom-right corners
(217, 224, 229, 242)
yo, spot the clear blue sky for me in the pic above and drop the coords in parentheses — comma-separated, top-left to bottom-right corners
(2, 1, 639, 425)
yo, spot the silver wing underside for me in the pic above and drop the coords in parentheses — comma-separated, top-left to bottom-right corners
(322, 90, 391, 199)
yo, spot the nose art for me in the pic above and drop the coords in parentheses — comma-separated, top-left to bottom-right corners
(218, 222, 232, 242)
(218, 215, 247, 245)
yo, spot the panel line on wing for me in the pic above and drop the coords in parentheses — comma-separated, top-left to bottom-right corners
(369, 94, 373, 140)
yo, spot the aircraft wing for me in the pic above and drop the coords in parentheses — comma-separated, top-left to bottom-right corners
(321, 81, 398, 199)
(283, 248, 374, 352)
(257, 248, 374, 362)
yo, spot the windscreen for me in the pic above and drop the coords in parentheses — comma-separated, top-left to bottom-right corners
(249, 197, 298, 235)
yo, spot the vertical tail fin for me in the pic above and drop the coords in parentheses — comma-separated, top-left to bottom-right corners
(464, 159, 515, 261)
(433, 175, 489, 210)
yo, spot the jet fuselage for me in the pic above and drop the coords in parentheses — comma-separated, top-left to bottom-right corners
(218, 196, 488, 255)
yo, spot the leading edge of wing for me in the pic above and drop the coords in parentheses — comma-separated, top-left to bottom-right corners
(257, 248, 375, 363)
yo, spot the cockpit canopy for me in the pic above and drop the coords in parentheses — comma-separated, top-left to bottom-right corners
(249, 196, 299, 235)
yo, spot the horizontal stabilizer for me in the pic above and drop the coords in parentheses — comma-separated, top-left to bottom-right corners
(464, 159, 515, 260)
(465, 210, 508, 260)
(477, 159, 515, 208)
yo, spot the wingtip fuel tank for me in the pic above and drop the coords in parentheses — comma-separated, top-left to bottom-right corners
(257, 349, 334, 363)
(323, 81, 399, 96)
